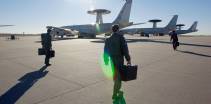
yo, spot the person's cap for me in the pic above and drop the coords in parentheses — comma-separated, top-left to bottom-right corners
(112, 24, 119, 32)
(47, 29, 51, 33)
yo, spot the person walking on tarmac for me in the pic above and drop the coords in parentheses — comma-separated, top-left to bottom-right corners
(104, 24, 131, 101)
(42, 29, 52, 66)
(170, 30, 179, 50)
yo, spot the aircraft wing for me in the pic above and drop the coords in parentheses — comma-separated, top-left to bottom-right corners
(46, 26, 79, 36)
(120, 28, 139, 35)
(125, 22, 146, 27)
(46, 26, 74, 32)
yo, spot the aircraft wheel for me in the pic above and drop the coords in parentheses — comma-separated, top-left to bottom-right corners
(78, 35, 84, 38)
(90, 35, 96, 38)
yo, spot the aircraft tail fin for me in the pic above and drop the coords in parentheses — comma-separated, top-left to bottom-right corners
(165, 15, 178, 30)
(112, 0, 132, 27)
(188, 21, 198, 31)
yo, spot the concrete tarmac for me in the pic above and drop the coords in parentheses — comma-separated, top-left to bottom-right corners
(0, 35, 211, 104)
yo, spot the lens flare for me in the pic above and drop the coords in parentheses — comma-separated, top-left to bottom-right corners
(89, 5, 95, 11)
(96, 23, 101, 33)
(100, 52, 115, 80)
(89, 0, 96, 10)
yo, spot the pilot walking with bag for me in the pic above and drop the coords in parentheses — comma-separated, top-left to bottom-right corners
(104, 24, 131, 102)
(42, 29, 52, 66)
(170, 30, 179, 50)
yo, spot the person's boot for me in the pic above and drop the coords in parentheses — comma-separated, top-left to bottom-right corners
(113, 91, 126, 104)
(113, 99, 119, 104)
(45, 63, 51, 66)
(118, 91, 126, 104)
(112, 92, 119, 104)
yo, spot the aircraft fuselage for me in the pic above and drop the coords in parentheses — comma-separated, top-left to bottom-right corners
(62, 23, 113, 35)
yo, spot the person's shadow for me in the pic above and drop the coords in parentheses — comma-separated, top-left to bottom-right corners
(0, 66, 49, 104)
(177, 50, 211, 58)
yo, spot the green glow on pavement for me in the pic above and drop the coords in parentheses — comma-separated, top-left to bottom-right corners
(100, 52, 114, 80)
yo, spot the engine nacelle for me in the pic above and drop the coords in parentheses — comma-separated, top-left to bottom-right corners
(50, 28, 65, 38)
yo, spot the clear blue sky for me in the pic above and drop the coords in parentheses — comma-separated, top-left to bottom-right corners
(0, 0, 210, 35)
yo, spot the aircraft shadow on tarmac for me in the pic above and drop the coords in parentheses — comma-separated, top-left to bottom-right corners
(35, 37, 77, 43)
(0, 66, 48, 104)
(177, 50, 211, 58)
(90, 38, 211, 48)
(51, 37, 105, 41)
(35, 37, 105, 43)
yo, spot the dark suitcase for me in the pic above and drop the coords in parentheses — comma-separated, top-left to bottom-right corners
(120, 65, 138, 81)
(50, 50, 55, 58)
(176, 42, 180, 46)
(38, 48, 45, 55)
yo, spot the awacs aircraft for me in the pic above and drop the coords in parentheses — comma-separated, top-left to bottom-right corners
(120, 15, 178, 36)
(177, 21, 198, 35)
(47, 0, 136, 38)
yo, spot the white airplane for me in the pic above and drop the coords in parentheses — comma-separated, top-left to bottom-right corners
(176, 21, 198, 35)
(120, 15, 178, 36)
(47, 0, 137, 38)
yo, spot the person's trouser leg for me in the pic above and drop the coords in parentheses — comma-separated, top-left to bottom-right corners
(172, 41, 176, 50)
(111, 58, 124, 100)
(113, 69, 122, 99)
(45, 49, 50, 65)
(113, 78, 121, 96)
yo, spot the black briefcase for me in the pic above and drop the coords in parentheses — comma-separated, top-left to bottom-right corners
(120, 65, 138, 81)
(176, 42, 180, 46)
(50, 50, 55, 58)
(38, 48, 45, 55)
